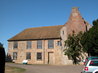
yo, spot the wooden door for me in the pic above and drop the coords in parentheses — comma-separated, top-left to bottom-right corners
(48, 52, 54, 64)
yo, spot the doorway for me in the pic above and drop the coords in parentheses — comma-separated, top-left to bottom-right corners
(48, 52, 54, 64)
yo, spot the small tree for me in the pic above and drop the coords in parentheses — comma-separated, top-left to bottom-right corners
(64, 32, 83, 64)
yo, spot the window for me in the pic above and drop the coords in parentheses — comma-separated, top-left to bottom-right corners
(48, 40, 54, 48)
(20, 43, 24, 49)
(37, 40, 42, 49)
(89, 61, 98, 66)
(26, 52, 31, 60)
(13, 52, 17, 60)
(27, 41, 32, 49)
(57, 41, 61, 46)
(8, 42, 12, 49)
(13, 42, 18, 49)
(62, 31, 64, 35)
(37, 52, 42, 60)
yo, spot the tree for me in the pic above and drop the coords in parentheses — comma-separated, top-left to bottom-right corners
(0, 42, 5, 73)
(64, 32, 83, 64)
(81, 19, 98, 56)
(0, 42, 3, 48)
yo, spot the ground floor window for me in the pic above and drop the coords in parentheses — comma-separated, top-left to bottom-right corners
(37, 52, 42, 60)
(13, 52, 17, 60)
(26, 52, 31, 60)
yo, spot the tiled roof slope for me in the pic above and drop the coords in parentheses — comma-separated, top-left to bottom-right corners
(8, 25, 63, 41)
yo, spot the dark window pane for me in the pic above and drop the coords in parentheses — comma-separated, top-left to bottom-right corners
(48, 40, 54, 48)
(13, 52, 17, 60)
(27, 41, 32, 49)
(63, 31, 64, 35)
(89, 61, 98, 66)
(37, 40, 42, 49)
(37, 52, 42, 60)
(26, 52, 31, 60)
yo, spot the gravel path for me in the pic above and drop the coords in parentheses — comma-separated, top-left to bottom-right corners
(6, 63, 84, 73)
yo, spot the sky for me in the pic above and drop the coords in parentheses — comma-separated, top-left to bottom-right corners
(0, 0, 98, 53)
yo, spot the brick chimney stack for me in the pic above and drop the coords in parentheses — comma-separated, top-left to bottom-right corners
(65, 7, 89, 35)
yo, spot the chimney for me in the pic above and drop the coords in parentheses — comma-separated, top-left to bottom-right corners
(72, 7, 79, 14)
(65, 7, 88, 35)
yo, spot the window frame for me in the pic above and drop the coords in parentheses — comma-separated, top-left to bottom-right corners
(62, 31, 64, 35)
(37, 40, 42, 49)
(48, 40, 54, 49)
(37, 52, 42, 60)
(27, 41, 32, 49)
(13, 52, 17, 60)
(57, 41, 61, 46)
(26, 52, 31, 60)
(13, 41, 18, 49)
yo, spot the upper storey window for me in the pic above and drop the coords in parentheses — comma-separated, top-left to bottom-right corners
(37, 40, 42, 49)
(48, 40, 54, 49)
(8, 42, 12, 49)
(62, 31, 64, 35)
(27, 41, 32, 49)
(13, 41, 18, 49)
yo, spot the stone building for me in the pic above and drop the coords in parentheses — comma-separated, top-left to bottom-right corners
(8, 7, 91, 65)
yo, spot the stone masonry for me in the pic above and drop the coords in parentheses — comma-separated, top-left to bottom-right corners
(8, 7, 91, 65)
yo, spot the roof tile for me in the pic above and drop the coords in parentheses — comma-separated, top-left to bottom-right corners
(8, 25, 63, 41)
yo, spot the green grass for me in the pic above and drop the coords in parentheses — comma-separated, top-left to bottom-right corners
(5, 66, 26, 73)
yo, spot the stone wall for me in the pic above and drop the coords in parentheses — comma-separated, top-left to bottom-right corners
(8, 39, 62, 65)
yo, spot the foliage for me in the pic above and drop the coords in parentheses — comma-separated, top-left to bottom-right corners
(6, 53, 12, 62)
(81, 19, 98, 56)
(0, 42, 5, 73)
(0, 42, 3, 48)
(64, 32, 83, 64)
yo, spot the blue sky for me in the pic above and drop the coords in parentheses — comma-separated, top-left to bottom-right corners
(0, 0, 98, 53)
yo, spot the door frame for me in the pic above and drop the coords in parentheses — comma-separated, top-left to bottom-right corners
(48, 52, 54, 64)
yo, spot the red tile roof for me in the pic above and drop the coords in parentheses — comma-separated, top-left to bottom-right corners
(8, 25, 63, 41)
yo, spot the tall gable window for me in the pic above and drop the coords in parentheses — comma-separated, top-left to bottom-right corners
(27, 41, 32, 49)
(13, 52, 17, 60)
(48, 40, 54, 49)
(26, 52, 31, 60)
(37, 40, 42, 49)
(62, 31, 64, 35)
(13, 42, 18, 49)
(37, 52, 42, 60)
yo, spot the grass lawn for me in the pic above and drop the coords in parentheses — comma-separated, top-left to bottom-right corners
(5, 66, 26, 73)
